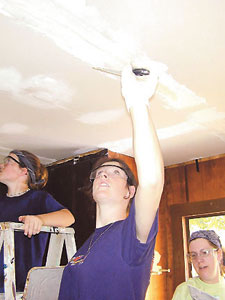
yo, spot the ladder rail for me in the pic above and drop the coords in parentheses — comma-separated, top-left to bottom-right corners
(0, 222, 76, 300)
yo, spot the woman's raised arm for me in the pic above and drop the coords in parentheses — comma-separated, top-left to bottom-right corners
(121, 62, 164, 243)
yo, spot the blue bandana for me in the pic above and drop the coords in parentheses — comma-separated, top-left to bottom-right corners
(189, 230, 222, 249)
(11, 150, 39, 184)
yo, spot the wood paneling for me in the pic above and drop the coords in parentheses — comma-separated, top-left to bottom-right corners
(157, 155, 225, 300)
(187, 157, 225, 202)
(163, 166, 187, 206)
(185, 163, 203, 202)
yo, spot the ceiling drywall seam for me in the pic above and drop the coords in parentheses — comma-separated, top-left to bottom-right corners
(0, 0, 206, 112)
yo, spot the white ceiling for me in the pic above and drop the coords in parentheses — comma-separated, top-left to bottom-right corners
(0, 0, 224, 166)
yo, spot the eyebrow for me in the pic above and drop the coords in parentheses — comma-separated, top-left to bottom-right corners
(189, 248, 211, 253)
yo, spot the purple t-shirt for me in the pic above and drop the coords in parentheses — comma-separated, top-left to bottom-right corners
(0, 189, 65, 291)
(59, 199, 158, 300)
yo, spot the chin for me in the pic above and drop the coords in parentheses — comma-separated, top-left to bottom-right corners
(199, 273, 218, 284)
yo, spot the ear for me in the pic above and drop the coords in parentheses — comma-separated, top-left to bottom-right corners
(20, 167, 28, 177)
(128, 185, 136, 198)
(124, 185, 136, 200)
(217, 248, 223, 263)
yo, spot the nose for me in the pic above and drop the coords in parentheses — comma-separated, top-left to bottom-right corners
(99, 171, 108, 178)
(196, 254, 204, 263)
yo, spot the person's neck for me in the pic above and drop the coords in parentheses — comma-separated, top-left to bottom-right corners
(200, 273, 221, 284)
(7, 183, 30, 197)
(96, 203, 127, 228)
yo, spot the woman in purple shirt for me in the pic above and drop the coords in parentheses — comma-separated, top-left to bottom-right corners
(59, 60, 165, 299)
(0, 150, 75, 291)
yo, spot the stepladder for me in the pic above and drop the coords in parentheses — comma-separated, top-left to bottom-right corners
(0, 222, 76, 300)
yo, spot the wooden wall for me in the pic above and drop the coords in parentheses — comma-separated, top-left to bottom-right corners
(147, 154, 225, 300)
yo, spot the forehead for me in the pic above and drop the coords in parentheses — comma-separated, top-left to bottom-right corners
(100, 162, 122, 168)
(189, 238, 212, 251)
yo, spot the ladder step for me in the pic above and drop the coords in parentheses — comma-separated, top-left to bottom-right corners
(0, 222, 76, 299)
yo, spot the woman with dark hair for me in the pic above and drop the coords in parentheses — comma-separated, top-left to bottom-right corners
(59, 61, 165, 300)
(0, 150, 75, 291)
(172, 230, 225, 299)
(90, 156, 138, 213)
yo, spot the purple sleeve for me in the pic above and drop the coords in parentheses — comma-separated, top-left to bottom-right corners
(121, 198, 158, 266)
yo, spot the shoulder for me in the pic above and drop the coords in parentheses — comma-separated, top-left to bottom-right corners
(175, 280, 190, 291)
(28, 190, 58, 206)
(172, 279, 194, 299)
(29, 189, 53, 199)
(30, 190, 65, 211)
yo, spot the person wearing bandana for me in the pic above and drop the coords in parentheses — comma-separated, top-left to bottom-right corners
(172, 230, 225, 300)
(0, 150, 75, 292)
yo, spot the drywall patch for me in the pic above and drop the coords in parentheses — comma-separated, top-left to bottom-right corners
(157, 73, 206, 110)
(98, 137, 132, 153)
(0, 122, 27, 134)
(0, 1, 206, 111)
(94, 63, 206, 111)
(77, 109, 124, 124)
(158, 107, 225, 141)
(189, 107, 225, 142)
(0, 0, 139, 69)
(0, 67, 73, 109)
(157, 121, 201, 140)
(96, 106, 225, 153)
(189, 107, 225, 124)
